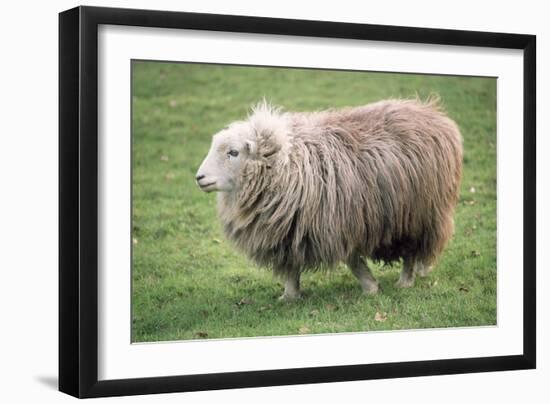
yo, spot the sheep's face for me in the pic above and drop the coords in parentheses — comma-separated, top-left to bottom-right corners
(196, 122, 257, 193)
(196, 102, 290, 193)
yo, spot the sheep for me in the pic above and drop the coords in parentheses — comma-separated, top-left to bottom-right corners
(196, 99, 463, 301)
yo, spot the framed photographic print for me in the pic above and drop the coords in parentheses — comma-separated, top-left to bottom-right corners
(59, 5, 536, 398)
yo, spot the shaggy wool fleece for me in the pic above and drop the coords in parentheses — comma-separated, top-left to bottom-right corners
(211, 99, 463, 276)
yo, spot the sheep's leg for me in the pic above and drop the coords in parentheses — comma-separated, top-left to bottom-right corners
(414, 261, 433, 277)
(395, 257, 416, 288)
(348, 255, 379, 295)
(278, 271, 301, 301)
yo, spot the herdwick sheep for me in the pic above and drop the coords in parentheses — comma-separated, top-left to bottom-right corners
(196, 99, 463, 301)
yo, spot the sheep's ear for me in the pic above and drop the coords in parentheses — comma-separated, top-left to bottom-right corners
(259, 133, 282, 158)
(248, 101, 288, 158)
(247, 135, 281, 159)
(245, 140, 257, 157)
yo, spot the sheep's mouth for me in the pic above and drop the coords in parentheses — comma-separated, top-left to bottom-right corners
(198, 181, 217, 192)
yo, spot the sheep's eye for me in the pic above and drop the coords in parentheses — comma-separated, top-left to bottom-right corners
(228, 149, 239, 158)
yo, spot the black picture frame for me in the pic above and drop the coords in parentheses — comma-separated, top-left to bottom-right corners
(59, 5, 536, 398)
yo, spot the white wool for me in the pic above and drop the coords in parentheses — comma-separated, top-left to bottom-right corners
(248, 101, 292, 158)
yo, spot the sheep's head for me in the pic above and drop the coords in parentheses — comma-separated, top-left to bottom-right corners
(196, 102, 290, 193)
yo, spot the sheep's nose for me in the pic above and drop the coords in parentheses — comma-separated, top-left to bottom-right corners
(196, 174, 205, 181)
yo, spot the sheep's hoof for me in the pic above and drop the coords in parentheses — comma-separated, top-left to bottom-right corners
(395, 277, 415, 288)
(278, 292, 301, 302)
(362, 282, 380, 295)
(415, 265, 433, 278)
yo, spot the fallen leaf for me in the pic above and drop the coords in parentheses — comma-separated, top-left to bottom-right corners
(464, 200, 476, 206)
(258, 304, 272, 312)
(459, 286, 469, 293)
(132, 238, 138, 245)
(169, 99, 177, 108)
(236, 298, 254, 306)
(299, 326, 311, 334)
(325, 304, 337, 311)
(309, 309, 320, 317)
(212, 238, 221, 244)
(160, 155, 169, 161)
(374, 311, 388, 322)
(430, 280, 438, 288)
(471, 250, 481, 257)
(194, 331, 208, 338)
(469, 186, 476, 193)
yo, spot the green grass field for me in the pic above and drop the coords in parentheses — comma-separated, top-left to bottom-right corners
(131, 61, 497, 343)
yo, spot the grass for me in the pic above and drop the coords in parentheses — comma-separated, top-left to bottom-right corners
(131, 61, 497, 343)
